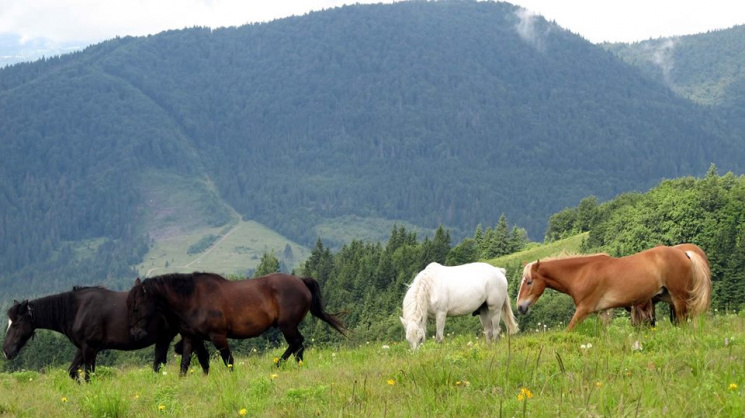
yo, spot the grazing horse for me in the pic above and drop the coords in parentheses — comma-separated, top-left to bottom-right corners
(127, 272, 347, 375)
(2, 286, 210, 381)
(516, 245, 711, 330)
(630, 244, 710, 326)
(400, 262, 519, 351)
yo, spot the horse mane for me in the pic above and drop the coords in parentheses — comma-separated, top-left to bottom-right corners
(72, 285, 105, 292)
(402, 266, 434, 324)
(144, 272, 226, 298)
(523, 251, 610, 280)
(28, 291, 79, 329)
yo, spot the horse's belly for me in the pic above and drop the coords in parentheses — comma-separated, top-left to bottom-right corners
(430, 300, 484, 317)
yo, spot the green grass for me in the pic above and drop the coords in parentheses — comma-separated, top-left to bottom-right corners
(135, 169, 310, 277)
(1, 313, 742, 417)
(137, 219, 311, 278)
(486, 233, 588, 268)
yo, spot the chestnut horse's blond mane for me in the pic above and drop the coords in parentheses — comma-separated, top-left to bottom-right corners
(522, 251, 610, 279)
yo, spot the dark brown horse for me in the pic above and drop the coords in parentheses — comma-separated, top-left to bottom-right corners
(516, 244, 711, 330)
(3, 286, 210, 381)
(127, 272, 347, 375)
(629, 243, 711, 326)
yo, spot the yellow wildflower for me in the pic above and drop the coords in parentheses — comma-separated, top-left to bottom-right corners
(729, 383, 738, 390)
(596, 381, 602, 388)
(61, 397, 68, 403)
(387, 379, 396, 385)
(298, 360, 303, 366)
(133, 394, 140, 400)
(271, 373, 279, 379)
(158, 405, 166, 411)
(517, 387, 533, 400)
(273, 357, 280, 364)
(239, 408, 248, 416)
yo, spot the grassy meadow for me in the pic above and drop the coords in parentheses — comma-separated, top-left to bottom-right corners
(1, 312, 742, 417)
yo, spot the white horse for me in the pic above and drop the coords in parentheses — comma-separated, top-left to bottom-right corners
(400, 262, 519, 350)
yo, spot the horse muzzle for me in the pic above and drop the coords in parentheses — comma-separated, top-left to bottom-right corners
(517, 302, 531, 315)
(3, 347, 18, 360)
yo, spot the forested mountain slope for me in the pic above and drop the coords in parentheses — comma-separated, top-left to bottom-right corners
(605, 25, 745, 107)
(0, 1, 742, 297)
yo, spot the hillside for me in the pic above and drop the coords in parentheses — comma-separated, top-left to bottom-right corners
(1, 1, 744, 297)
(605, 25, 745, 107)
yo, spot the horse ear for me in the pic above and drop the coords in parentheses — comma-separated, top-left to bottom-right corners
(134, 277, 141, 286)
(535, 260, 540, 269)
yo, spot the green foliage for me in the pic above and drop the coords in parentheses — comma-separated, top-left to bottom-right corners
(254, 251, 281, 277)
(186, 234, 219, 255)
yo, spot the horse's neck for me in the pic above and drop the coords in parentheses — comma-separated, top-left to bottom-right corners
(30, 294, 75, 333)
(541, 260, 586, 295)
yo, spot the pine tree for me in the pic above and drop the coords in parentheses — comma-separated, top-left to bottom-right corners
(254, 250, 280, 276)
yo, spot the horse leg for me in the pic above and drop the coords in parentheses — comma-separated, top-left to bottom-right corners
(566, 307, 591, 331)
(279, 325, 305, 365)
(192, 339, 211, 375)
(478, 310, 494, 343)
(490, 308, 503, 342)
(152, 338, 170, 373)
(435, 311, 447, 343)
(178, 338, 194, 376)
(670, 296, 688, 325)
(210, 335, 234, 370)
(68, 350, 84, 381)
(81, 346, 96, 382)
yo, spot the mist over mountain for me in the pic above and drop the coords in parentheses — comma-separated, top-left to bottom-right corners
(1, 1, 743, 296)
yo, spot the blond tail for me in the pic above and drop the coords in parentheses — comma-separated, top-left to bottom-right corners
(686, 250, 711, 316)
(502, 295, 519, 334)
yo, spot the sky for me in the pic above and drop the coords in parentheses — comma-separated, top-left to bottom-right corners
(1, 0, 745, 64)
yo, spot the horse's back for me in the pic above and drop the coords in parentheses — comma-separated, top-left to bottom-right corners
(428, 263, 509, 315)
(209, 273, 312, 336)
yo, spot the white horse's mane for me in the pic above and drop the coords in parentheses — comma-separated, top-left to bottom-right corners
(402, 268, 433, 325)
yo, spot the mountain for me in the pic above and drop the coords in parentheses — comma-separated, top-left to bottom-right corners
(604, 25, 745, 107)
(0, 1, 743, 298)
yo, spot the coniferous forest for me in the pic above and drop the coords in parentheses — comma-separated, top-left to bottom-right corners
(1, 1, 745, 371)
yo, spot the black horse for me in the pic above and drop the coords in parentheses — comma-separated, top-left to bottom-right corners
(128, 272, 347, 375)
(3, 286, 211, 381)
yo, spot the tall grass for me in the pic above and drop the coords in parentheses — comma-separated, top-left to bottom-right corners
(0, 313, 742, 417)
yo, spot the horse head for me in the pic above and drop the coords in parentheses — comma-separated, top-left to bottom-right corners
(127, 278, 156, 341)
(400, 316, 425, 351)
(3, 300, 36, 360)
(516, 261, 547, 315)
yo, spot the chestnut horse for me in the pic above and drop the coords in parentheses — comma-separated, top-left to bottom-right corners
(630, 244, 710, 326)
(516, 244, 711, 330)
(127, 272, 347, 375)
(3, 286, 210, 381)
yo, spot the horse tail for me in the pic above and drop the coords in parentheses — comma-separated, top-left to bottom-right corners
(501, 294, 519, 335)
(301, 277, 348, 337)
(686, 249, 711, 316)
